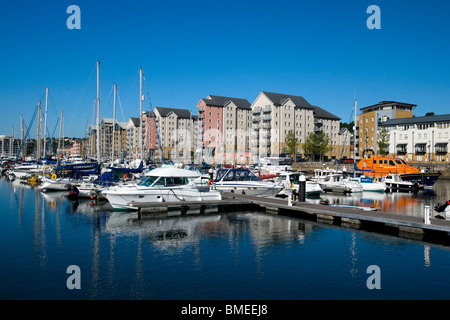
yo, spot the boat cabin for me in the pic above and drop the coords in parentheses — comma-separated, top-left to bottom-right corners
(215, 168, 261, 182)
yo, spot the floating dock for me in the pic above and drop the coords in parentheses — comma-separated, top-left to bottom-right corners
(131, 193, 450, 245)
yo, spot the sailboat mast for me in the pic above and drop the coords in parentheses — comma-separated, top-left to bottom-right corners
(139, 67, 143, 160)
(112, 83, 117, 163)
(58, 111, 63, 155)
(96, 61, 101, 163)
(43, 87, 48, 159)
(37, 102, 41, 160)
(354, 99, 357, 162)
(20, 114, 24, 160)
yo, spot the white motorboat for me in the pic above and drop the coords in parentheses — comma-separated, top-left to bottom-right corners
(9, 164, 47, 179)
(100, 166, 222, 210)
(275, 172, 322, 197)
(384, 174, 419, 193)
(212, 168, 283, 196)
(312, 168, 342, 183)
(39, 176, 73, 192)
(319, 173, 363, 194)
(254, 156, 293, 175)
(348, 176, 386, 193)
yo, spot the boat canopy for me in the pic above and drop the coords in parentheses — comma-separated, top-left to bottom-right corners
(145, 167, 201, 178)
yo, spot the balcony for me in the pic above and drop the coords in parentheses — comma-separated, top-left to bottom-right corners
(396, 144, 407, 154)
(435, 143, 448, 154)
(262, 106, 271, 113)
(415, 143, 427, 154)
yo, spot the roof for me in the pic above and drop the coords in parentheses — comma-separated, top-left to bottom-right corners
(380, 114, 450, 126)
(361, 101, 417, 111)
(129, 117, 140, 127)
(201, 95, 251, 110)
(261, 91, 313, 109)
(260, 91, 340, 120)
(311, 105, 340, 120)
(155, 107, 192, 119)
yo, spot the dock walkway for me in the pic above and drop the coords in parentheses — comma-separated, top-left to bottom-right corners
(131, 192, 450, 244)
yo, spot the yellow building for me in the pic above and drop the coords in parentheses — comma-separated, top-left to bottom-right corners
(357, 101, 415, 157)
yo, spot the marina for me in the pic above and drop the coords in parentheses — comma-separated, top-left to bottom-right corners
(1, 173, 450, 300)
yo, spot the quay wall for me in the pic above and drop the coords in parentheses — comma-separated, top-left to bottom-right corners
(292, 162, 450, 179)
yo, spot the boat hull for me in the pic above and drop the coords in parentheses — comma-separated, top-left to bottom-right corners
(101, 187, 222, 210)
(385, 182, 419, 193)
(214, 182, 283, 197)
(399, 172, 441, 188)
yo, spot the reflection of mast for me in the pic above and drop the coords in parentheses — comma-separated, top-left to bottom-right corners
(132, 234, 145, 298)
(424, 245, 431, 267)
(349, 232, 358, 277)
(90, 225, 100, 298)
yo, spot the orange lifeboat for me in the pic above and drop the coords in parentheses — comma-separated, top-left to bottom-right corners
(355, 150, 441, 188)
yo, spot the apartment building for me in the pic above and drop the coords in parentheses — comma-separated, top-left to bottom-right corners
(357, 101, 415, 157)
(126, 117, 140, 160)
(154, 106, 195, 163)
(380, 114, 450, 163)
(250, 91, 341, 161)
(141, 111, 157, 159)
(198, 95, 252, 164)
(0, 135, 21, 159)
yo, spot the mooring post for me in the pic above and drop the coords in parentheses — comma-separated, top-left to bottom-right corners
(299, 174, 306, 202)
(424, 205, 431, 225)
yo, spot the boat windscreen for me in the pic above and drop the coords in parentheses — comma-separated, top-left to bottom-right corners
(138, 176, 160, 187)
(217, 169, 261, 181)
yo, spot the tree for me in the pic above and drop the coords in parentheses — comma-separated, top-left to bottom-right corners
(377, 127, 390, 155)
(340, 121, 354, 134)
(284, 130, 298, 161)
(303, 131, 332, 162)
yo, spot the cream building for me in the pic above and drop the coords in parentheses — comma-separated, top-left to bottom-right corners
(380, 114, 450, 163)
(250, 91, 341, 161)
(154, 107, 195, 163)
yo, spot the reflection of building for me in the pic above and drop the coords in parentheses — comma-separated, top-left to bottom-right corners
(357, 101, 415, 156)
(380, 114, 450, 163)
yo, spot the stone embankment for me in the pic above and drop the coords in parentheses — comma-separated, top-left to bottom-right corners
(292, 162, 450, 179)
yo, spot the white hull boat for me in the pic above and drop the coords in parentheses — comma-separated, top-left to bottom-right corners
(349, 176, 386, 193)
(212, 168, 283, 197)
(384, 174, 419, 193)
(276, 172, 322, 197)
(101, 167, 222, 210)
(319, 173, 363, 194)
(39, 176, 72, 192)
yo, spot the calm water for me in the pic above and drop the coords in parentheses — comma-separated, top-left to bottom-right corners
(1, 177, 450, 300)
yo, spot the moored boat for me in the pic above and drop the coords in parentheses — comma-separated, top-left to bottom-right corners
(383, 174, 420, 193)
(276, 172, 322, 197)
(100, 166, 222, 210)
(212, 168, 283, 196)
(355, 151, 440, 188)
(319, 173, 363, 194)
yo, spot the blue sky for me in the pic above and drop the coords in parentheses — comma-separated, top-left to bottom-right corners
(1, 0, 450, 138)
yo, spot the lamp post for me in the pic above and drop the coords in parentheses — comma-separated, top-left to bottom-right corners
(428, 140, 431, 163)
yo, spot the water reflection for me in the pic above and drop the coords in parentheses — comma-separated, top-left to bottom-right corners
(306, 179, 450, 219)
(3, 177, 450, 299)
